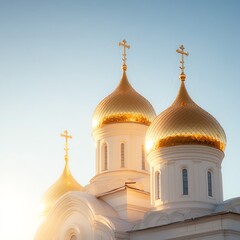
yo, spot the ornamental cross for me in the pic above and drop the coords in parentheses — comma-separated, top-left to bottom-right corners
(119, 39, 130, 68)
(60, 130, 72, 162)
(176, 45, 189, 74)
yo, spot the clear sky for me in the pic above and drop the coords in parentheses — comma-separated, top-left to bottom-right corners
(0, 1, 240, 239)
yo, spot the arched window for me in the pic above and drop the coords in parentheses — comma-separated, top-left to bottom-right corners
(182, 169, 188, 195)
(70, 235, 77, 240)
(208, 171, 213, 197)
(121, 143, 125, 168)
(155, 171, 160, 200)
(141, 145, 146, 170)
(102, 144, 108, 171)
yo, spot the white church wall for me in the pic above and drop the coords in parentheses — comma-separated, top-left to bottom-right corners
(100, 187, 151, 222)
(129, 213, 240, 240)
(87, 170, 150, 196)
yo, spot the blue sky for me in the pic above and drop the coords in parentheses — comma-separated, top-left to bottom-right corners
(0, 1, 240, 239)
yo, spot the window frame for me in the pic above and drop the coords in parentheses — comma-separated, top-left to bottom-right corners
(207, 170, 213, 197)
(120, 142, 125, 168)
(182, 168, 188, 195)
(101, 143, 108, 171)
(155, 171, 161, 200)
(141, 145, 146, 170)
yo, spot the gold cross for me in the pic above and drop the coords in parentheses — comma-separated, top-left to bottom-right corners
(60, 130, 72, 162)
(176, 45, 189, 80)
(119, 39, 130, 70)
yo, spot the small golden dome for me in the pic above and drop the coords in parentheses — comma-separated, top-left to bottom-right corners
(42, 161, 83, 215)
(92, 70, 156, 129)
(145, 81, 226, 153)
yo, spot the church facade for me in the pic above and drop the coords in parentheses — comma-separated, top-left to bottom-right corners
(35, 41, 240, 240)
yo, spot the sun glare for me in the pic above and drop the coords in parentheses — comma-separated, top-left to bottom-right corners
(0, 177, 40, 240)
(146, 140, 153, 153)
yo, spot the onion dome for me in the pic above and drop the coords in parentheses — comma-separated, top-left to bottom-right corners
(42, 131, 83, 215)
(145, 45, 226, 154)
(42, 161, 83, 215)
(92, 39, 156, 129)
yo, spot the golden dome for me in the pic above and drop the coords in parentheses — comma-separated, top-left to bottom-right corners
(92, 70, 156, 129)
(42, 130, 83, 215)
(42, 161, 83, 215)
(145, 80, 226, 153)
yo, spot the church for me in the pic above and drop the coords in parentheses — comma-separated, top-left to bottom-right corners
(34, 40, 240, 240)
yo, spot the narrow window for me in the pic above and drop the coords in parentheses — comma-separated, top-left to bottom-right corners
(103, 144, 108, 171)
(155, 171, 160, 199)
(142, 145, 146, 170)
(121, 143, 125, 168)
(208, 171, 213, 197)
(182, 169, 188, 195)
